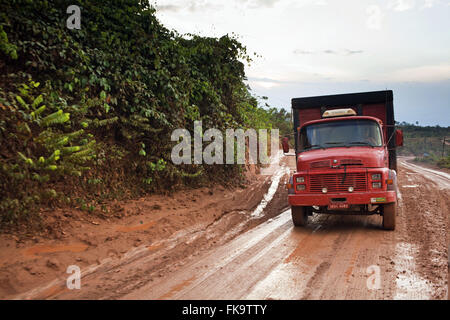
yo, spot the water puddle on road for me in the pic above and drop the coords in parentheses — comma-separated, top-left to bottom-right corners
(251, 150, 290, 218)
(251, 166, 289, 218)
(245, 261, 308, 300)
(394, 242, 433, 300)
(401, 161, 450, 189)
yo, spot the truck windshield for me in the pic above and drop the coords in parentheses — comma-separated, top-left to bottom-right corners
(299, 119, 383, 151)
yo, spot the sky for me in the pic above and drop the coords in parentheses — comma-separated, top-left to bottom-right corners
(152, 0, 450, 126)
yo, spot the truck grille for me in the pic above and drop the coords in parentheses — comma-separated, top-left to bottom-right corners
(309, 173, 367, 192)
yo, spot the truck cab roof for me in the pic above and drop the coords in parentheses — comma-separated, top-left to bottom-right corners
(299, 115, 383, 131)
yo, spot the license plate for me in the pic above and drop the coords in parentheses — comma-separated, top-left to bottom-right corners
(371, 197, 386, 203)
(328, 203, 349, 209)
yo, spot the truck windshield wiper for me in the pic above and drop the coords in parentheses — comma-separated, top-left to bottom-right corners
(324, 142, 346, 146)
(304, 144, 323, 150)
(349, 141, 373, 146)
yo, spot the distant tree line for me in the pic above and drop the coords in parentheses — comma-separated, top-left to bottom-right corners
(396, 122, 449, 168)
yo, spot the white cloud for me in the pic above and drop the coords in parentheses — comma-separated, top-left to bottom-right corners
(388, 0, 416, 11)
(379, 64, 450, 82)
(240, 0, 279, 9)
(154, 0, 222, 12)
(156, 0, 450, 86)
(366, 5, 384, 30)
(250, 80, 283, 89)
(386, 0, 443, 10)
(421, 0, 439, 8)
(293, 49, 364, 55)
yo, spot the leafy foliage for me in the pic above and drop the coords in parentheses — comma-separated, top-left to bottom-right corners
(0, 1, 290, 228)
(0, 80, 96, 223)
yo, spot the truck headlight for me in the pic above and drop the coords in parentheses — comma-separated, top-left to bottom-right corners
(371, 173, 381, 181)
(296, 184, 306, 191)
(348, 186, 354, 192)
(295, 176, 305, 183)
(322, 187, 328, 194)
(372, 182, 382, 189)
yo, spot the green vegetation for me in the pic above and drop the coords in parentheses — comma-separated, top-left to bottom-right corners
(397, 122, 450, 168)
(0, 1, 291, 229)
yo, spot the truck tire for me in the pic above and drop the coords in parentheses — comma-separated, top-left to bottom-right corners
(382, 203, 396, 230)
(291, 206, 308, 227)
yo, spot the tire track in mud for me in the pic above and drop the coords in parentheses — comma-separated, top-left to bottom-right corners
(300, 261, 332, 300)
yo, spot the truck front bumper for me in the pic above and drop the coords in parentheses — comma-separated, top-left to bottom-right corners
(288, 190, 397, 207)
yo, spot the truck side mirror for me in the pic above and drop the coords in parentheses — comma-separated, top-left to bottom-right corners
(282, 137, 290, 153)
(395, 129, 403, 147)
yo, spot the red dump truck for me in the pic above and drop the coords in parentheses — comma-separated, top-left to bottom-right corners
(282, 90, 403, 230)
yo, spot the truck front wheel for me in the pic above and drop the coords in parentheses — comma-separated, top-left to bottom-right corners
(291, 206, 308, 227)
(382, 203, 396, 230)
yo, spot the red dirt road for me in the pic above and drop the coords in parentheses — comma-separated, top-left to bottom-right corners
(2, 157, 448, 300)
(123, 159, 448, 300)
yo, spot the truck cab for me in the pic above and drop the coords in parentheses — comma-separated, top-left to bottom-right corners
(283, 91, 403, 230)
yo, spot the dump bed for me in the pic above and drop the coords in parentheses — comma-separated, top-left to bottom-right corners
(291, 90, 398, 170)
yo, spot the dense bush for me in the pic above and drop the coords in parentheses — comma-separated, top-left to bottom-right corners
(0, 0, 290, 228)
(436, 156, 450, 169)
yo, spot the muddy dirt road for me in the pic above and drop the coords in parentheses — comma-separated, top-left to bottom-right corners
(5, 157, 449, 300)
(123, 158, 448, 300)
